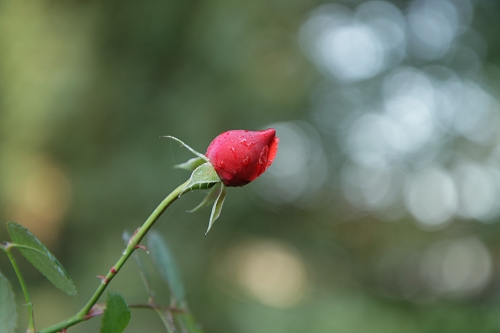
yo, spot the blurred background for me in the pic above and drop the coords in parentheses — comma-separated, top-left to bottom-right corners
(2, 0, 500, 332)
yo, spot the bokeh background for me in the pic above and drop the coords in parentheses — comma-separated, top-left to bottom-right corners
(2, 0, 500, 332)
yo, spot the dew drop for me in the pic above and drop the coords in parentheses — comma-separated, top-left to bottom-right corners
(230, 147, 237, 158)
(258, 149, 268, 165)
(239, 137, 249, 147)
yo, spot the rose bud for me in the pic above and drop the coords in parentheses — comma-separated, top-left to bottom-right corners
(206, 129, 279, 187)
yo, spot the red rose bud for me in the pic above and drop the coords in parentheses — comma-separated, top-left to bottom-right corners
(206, 129, 279, 187)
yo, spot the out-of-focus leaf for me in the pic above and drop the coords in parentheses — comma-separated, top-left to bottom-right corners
(100, 292, 131, 333)
(7, 222, 77, 296)
(0, 271, 17, 333)
(181, 162, 220, 195)
(176, 312, 205, 333)
(188, 182, 222, 213)
(174, 157, 206, 172)
(147, 232, 185, 307)
(154, 309, 176, 333)
(206, 184, 226, 234)
(122, 231, 153, 298)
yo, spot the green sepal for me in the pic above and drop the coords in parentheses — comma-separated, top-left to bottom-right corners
(163, 136, 208, 162)
(206, 183, 226, 234)
(174, 157, 206, 172)
(187, 182, 223, 213)
(181, 162, 220, 195)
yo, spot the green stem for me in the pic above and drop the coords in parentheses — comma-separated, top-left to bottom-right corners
(5, 245, 36, 333)
(38, 179, 190, 333)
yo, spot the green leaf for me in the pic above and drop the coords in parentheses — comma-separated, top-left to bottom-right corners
(147, 232, 185, 307)
(0, 271, 17, 333)
(7, 222, 77, 296)
(122, 231, 153, 298)
(100, 292, 131, 333)
(187, 183, 223, 213)
(206, 184, 226, 234)
(163, 136, 208, 161)
(181, 162, 220, 195)
(174, 157, 206, 172)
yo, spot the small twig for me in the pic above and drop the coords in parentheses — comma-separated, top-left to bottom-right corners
(3, 243, 36, 333)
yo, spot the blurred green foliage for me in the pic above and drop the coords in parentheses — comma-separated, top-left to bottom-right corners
(2, 0, 500, 332)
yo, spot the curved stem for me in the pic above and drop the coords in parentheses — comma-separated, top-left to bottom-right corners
(37, 179, 190, 333)
(5, 245, 36, 333)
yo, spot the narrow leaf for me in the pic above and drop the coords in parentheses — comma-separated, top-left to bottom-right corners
(206, 184, 226, 234)
(187, 183, 222, 213)
(122, 231, 153, 298)
(147, 232, 185, 307)
(154, 309, 176, 333)
(100, 292, 131, 333)
(174, 157, 206, 172)
(0, 271, 17, 333)
(176, 312, 205, 333)
(163, 136, 208, 161)
(7, 222, 77, 296)
(181, 163, 220, 195)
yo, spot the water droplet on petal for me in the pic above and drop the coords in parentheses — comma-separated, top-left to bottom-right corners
(239, 137, 250, 147)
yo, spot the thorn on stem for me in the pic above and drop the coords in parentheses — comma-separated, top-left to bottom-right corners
(96, 275, 109, 284)
(135, 245, 149, 254)
(110, 267, 117, 274)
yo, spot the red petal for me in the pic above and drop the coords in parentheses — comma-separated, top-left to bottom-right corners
(266, 137, 279, 169)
